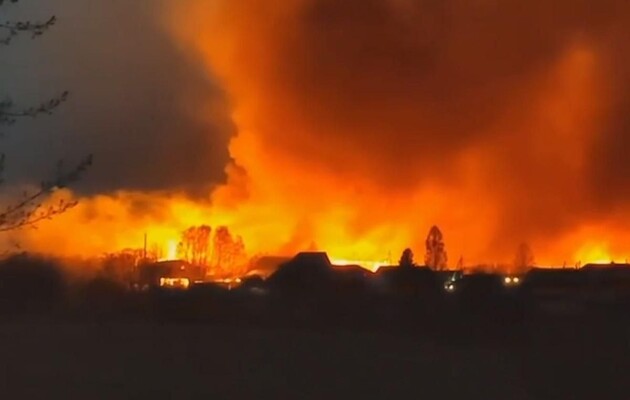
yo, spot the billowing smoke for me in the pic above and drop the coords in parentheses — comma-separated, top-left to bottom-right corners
(164, 0, 630, 264)
(2, 0, 233, 196)
(5, 0, 630, 266)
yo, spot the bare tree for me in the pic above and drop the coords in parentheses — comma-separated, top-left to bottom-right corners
(211, 226, 247, 276)
(0, 0, 56, 46)
(212, 226, 233, 274)
(177, 225, 212, 266)
(425, 225, 447, 270)
(102, 248, 147, 283)
(514, 242, 534, 272)
(232, 235, 247, 275)
(0, 1, 90, 232)
(398, 248, 414, 268)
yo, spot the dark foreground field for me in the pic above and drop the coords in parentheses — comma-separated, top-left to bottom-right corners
(0, 318, 629, 399)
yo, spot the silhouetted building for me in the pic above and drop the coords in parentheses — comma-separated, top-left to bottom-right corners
(520, 268, 584, 306)
(453, 273, 505, 301)
(372, 264, 441, 297)
(330, 264, 372, 293)
(579, 264, 630, 303)
(435, 270, 464, 283)
(137, 260, 205, 289)
(267, 252, 334, 294)
(247, 256, 292, 278)
(582, 263, 630, 274)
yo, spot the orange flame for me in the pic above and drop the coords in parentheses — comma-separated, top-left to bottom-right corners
(5, 2, 630, 276)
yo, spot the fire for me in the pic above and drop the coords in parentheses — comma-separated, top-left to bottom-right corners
(330, 258, 388, 272)
(159, 277, 190, 290)
(2, 2, 630, 277)
(154, 0, 628, 271)
(163, 239, 179, 261)
(574, 243, 615, 265)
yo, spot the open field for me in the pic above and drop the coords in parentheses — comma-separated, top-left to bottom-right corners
(0, 318, 629, 399)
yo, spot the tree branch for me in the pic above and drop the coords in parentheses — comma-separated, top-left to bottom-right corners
(0, 92, 69, 126)
(0, 155, 93, 231)
(0, 16, 56, 45)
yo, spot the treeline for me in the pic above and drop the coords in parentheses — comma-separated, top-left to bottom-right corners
(176, 225, 247, 275)
(0, 253, 132, 318)
(99, 225, 249, 282)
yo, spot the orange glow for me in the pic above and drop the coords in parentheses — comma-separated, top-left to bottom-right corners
(331, 259, 388, 272)
(163, 240, 179, 262)
(576, 244, 612, 265)
(159, 277, 190, 290)
(3, 3, 630, 278)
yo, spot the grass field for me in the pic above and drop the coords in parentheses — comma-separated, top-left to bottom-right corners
(0, 318, 628, 399)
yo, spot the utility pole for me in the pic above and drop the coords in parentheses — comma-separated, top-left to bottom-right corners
(143, 232, 147, 260)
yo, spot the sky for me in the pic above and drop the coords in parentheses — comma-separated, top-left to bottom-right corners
(1, 0, 233, 196)
(2, 0, 630, 266)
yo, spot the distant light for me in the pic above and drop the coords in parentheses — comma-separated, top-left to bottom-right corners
(159, 277, 190, 289)
(503, 276, 521, 286)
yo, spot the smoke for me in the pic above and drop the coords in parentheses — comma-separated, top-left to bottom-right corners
(5, 0, 630, 266)
(1, 0, 233, 196)
(163, 0, 630, 263)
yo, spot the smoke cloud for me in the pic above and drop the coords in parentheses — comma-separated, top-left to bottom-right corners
(5, 0, 630, 266)
(165, 0, 630, 263)
(2, 0, 233, 196)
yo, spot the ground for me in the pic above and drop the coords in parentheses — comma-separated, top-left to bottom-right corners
(0, 319, 628, 399)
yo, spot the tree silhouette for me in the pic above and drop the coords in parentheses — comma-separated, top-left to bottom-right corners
(177, 229, 192, 262)
(211, 226, 247, 276)
(102, 248, 148, 283)
(0, 1, 90, 231)
(398, 248, 415, 268)
(178, 225, 212, 266)
(514, 242, 534, 272)
(0, 0, 56, 46)
(425, 225, 447, 270)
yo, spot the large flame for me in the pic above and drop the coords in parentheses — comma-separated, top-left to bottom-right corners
(7, 0, 630, 274)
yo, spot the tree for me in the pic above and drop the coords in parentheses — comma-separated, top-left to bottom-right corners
(211, 226, 247, 277)
(232, 235, 247, 275)
(177, 225, 212, 266)
(102, 248, 147, 283)
(514, 242, 534, 272)
(398, 248, 415, 268)
(0, 1, 90, 231)
(425, 225, 447, 270)
(177, 228, 194, 262)
(0, 1, 56, 46)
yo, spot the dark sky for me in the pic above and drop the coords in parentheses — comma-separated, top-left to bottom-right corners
(1, 0, 233, 197)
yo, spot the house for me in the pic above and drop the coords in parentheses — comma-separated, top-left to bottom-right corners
(330, 264, 373, 293)
(517, 268, 587, 315)
(521, 268, 583, 296)
(136, 260, 205, 289)
(453, 273, 505, 298)
(578, 264, 630, 303)
(372, 264, 441, 297)
(266, 252, 335, 294)
(246, 256, 292, 278)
